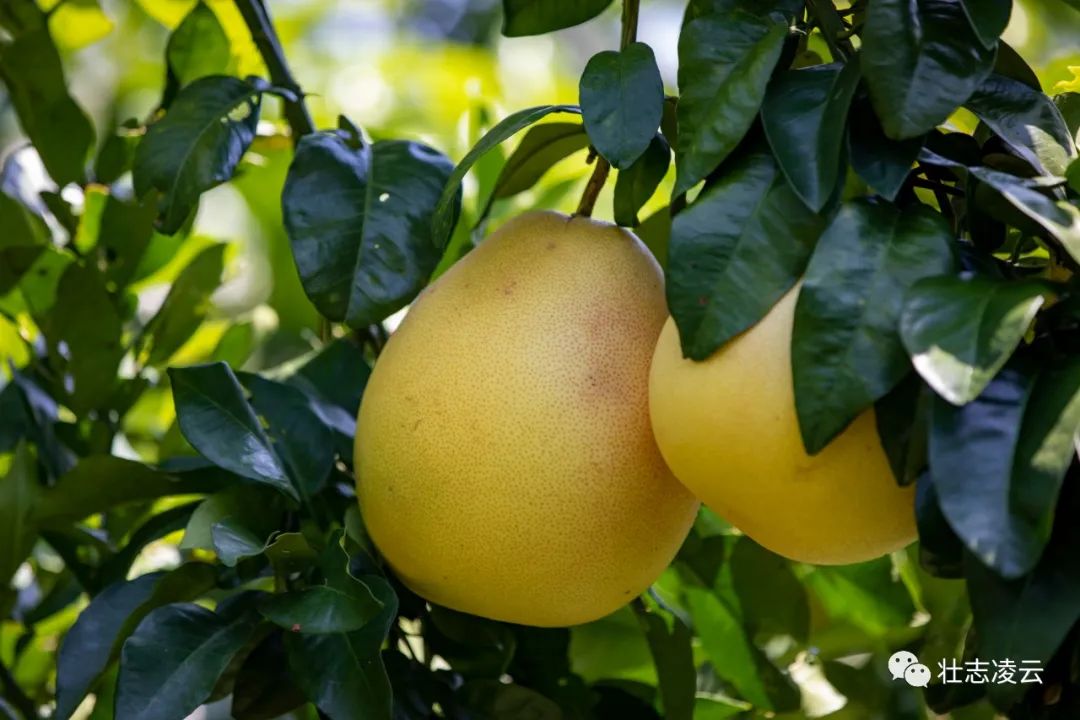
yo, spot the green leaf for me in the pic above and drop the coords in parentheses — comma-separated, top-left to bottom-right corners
(862, 0, 996, 139)
(727, 537, 809, 643)
(43, 264, 124, 414)
(966, 485, 1080, 709)
(966, 74, 1077, 177)
(285, 575, 398, 720)
(287, 337, 369, 417)
(793, 200, 955, 453)
(0, 28, 94, 186)
(579, 42, 664, 170)
(180, 485, 281, 553)
(685, 587, 798, 711)
(667, 148, 824, 360)
(0, 442, 37, 587)
(140, 243, 225, 366)
(166, 1, 230, 88)
(915, 476, 965, 578)
(959, 0, 1012, 49)
(803, 558, 917, 635)
(874, 372, 931, 486)
(461, 680, 563, 719)
(210, 519, 267, 567)
(968, 167, 1080, 264)
(0, 186, 48, 248)
(169, 362, 297, 500)
(613, 135, 670, 226)
(282, 126, 454, 329)
(230, 632, 306, 720)
(637, 206, 671, 268)
(900, 275, 1049, 405)
(761, 61, 861, 212)
(486, 121, 589, 204)
(133, 75, 262, 234)
(635, 608, 694, 720)
(54, 564, 217, 720)
(259, 585, 383, 635)
(37, 456, 222, 524)
(848, 97, 923, 201)
(432, 104, 580, 247)
(117, 602, 260, 720)
(501, 0, 613, 36)
(674, 4, 789, 194)
(94, 123, 140, 185)
(97, 194, 159, 290)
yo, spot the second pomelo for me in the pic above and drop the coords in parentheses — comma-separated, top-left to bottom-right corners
(355, 210, 699, 627)
(649, 284, 916, 564)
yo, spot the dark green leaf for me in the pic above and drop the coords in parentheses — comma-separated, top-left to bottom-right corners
(0, 442, 37, 587)
(675, 5, 789, 193)
(874, 372, 930, 486)
(97, 194, 159, 290)
(231, 632, 306, 720)
(862, 0, 996, 139)
(180, 485, 281, 554)
(793, 200, 955, 453)
(580, 42, 664, 170)
(900, 275, 1049, 405)
(486, 121, 589, 203)
(211, 519, 267, 567)
(966, 74, 1077, 176)
(54, 565, 218, 720)
(140, 243, 225, 366)
(667, 148, 824, 360)
(133, 75, 262, 234)
(803, 558, 917, 635)
(0, 185, 48, 248)
(613, 134, 670, 226)
(167, 2, 230, 87)
(761, 61, 861, 212)
(728, 537, 809, 643)
(433, 104, 580, 247)
(915, 475, 965, 578)
(461, 680, 563, 719)
(169, 362, 296, 500)
(848, 96, 924, 201)
(117, 602, 260, 720)
(968, 167, 1080, 263)
(992, 41, 1041, 91)
(259, 585, 382, 635)
(635, 607, 694, 720)
(282, 128, 454, 328)
(288, 338, 369, 417)
(1056, 92, 1080, 143)
(501, 0, 613, 36)
(637, 206, 671, 268)
(94, 123, 140, 185)
(959, 0, 1012, 49)
(0, 28, 94, 186)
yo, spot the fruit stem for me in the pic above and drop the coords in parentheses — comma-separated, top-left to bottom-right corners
(574, 0, 640, 218)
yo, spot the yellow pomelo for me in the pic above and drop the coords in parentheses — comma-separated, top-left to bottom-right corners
(355, 210, 699, 627)
(649, 284, 915, 565)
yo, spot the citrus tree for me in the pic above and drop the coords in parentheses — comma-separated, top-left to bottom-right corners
(1, 0, 1080, 719)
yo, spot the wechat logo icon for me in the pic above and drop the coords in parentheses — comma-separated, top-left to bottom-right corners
(889, 651, 931, 687)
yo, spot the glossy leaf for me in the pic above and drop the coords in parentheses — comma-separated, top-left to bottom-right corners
(635, 606, 695, 720)
(0, 442, 37, 587)
(862, 0, 996, 139)
(848, 96, 924, 201)
(433, 104, 580, 247)
(180, 485, 282, 554)
(488, 122, 589, 203)
(283, 127, 454, 329)
(900, 275, 1049, 405)
(140, 243, 225, 366)
(169, 362, 297, 500)
(211, 519, 267, 567)
(0, 28, 94, 186)
(501, 0, 613, 36)
(259, 585, 382, 634)
(117, 602, 260, 720)
(613, 134, 670, 226)
(579, 42, 664, 169)
(133, 75, 262, 234)
(674, 5, 789, 194)
(166, 2, 230, 88)
(287, 338, 369, 417)
(959, 0, 1012, 49)
(966, 74, 1077, 176)
(668, 148, 824, 361)
(793, 200, 955, 453)
(875, 372, 931, 486)
(761, 61, 861, 212)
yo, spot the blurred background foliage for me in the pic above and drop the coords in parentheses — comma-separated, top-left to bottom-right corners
(1, 1, 1080, 719)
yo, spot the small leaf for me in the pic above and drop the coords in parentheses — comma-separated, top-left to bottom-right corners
(211, 520, 266, 567)
(966, 74, 1077, 177)
(862, 0, 996, 139)
(501, 0, 613, 36)
(613, 134, 670, 226)
(0, 442, 37, 587)
(259, 585, 382, 635)
(580, 42, 664, 170)
(140, 243, 225, 366)
(667, 147, 824, 360)
(180, 486, 282, 553)
(674, 4, 790, 193)
(487, 122, 589, 204)
(133, 75, 262, 234)
(432, 104, 580, 247)
(0, 27, 94, 186)
(959, 0, 1012, 49)
(117, 602, 260, 720)
(848, 96, 924, 201)
(900, 275, 1049, 405)
(282, 128, 454, 328)
(792, 200, 955, 453)
(166, 2, 230, 88)
(169, 362, 296, 500)
(761, 60, 861, 212)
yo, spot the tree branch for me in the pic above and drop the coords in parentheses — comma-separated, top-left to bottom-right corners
(233, 0, 315, 143)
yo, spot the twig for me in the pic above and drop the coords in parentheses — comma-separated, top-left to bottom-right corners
(233, 0, 315, 143)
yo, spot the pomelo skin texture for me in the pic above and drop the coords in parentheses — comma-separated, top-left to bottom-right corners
(649, 284, 916, 565)
(355, 210, 699, 627)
